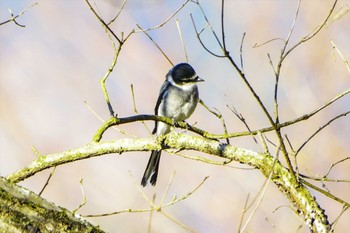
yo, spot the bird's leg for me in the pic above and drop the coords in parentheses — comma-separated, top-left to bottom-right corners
(171, 118, 180, 128)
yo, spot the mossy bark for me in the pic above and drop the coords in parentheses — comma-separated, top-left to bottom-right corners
(0, 177, 104, 233)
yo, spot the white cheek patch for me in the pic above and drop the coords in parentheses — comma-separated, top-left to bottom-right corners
(167, 74, 197, 91)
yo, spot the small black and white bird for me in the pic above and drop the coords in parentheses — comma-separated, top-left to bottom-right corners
(141, 63, 204, 187)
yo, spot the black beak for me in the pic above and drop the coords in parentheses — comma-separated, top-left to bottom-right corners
(196, 76, 204, 82)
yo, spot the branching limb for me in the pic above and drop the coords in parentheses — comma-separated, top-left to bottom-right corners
(281, 0, 338, 62)
(85, 0, 134, 116)
(6, 132, 332, 232)
(227, 105, 257, 144)
(0, 3, 38, 27)
(100, 43, 122, 116)
(85, 0, 123, 44)
(92, 87, 349, 141)
(300, 157, 350, 183)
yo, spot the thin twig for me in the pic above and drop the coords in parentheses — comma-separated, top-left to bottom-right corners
(239, 32, 246, 72)
(0, 3, 38, 27)
(331, 205, 349, 230)
(237, 193, 250, 233)
(199, 100, 230, 143)
(220, 0, 227, 52)
(160, 211, 196, 232)
(130, 84, 151, 135)
(83, 176, 208, 217)
(107, 0, 128, 25)
(172, 151, 254, 169)
(137, 24, 173, 66)
(285, 134, 300, 181)
(331, 39, 350, 73)
(227, 105, 257, 144)
(175, 18, 188, 63)
(73, 179, 87, 214)
(190, 14, 225, 58)
(84, 101, 137, 137)
(240, 152, 278, 232)
(300, 179, 350, 208)
(160, 172, 176, 206)
(281, 0, 338, 62)
(100, 43, 122, 116)
(38, 167, 56, 196)
(85, 0, 122, 44)
(194, 0, 224, 49)
(93, 87, 350, 141)
(295, 111, 350, 156)
(300, 174, 349, 183)
(134, 0, 190, 33)
(324, 157, 350, 178)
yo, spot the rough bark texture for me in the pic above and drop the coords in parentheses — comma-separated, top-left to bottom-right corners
(0, 177, 104, 233)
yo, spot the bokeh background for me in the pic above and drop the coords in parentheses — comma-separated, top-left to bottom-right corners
(1, 0, 349, 232)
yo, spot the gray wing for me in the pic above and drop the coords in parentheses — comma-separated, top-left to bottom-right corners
(152, 80, 170, 134)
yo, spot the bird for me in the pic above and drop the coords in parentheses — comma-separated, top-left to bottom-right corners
(141, 63, 204, 187)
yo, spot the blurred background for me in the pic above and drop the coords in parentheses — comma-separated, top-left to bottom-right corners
(1, 0, 349, 232)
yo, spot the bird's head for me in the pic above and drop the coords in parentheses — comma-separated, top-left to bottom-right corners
(168, 63, 204, 85)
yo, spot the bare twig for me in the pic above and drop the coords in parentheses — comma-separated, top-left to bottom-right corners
(324, 157, 350, 178)
(84, 101, 137, 137)
(273, 0, 302, 123)
(93, 87, 350, 142)
(295, 111, 350, 156)
(281, 0, 338, 62)
(38, 167, 56, 196)
(220, 0, 227, 52)
(160, 172, 176, 206)
(331, 39, 350, 73)
(253, 37, 285, 48)
(175, 18, 188, 63)
(134, 0, 190, 33)
(83, 176, 208, 217)
(100, 43, 122, 116)
(107, 0, 128, 25)
(192, 1, 224, 50)
(227, 105, 257, 144)
(73, 179, 87, 214)
(171, 151, 254, 168)
(300, 179, 350, 208)
(199, 100, 230, 143)
(130, 84, 151, 135)
(285, 134, 300, 180)
(237, 193, 250, 233)
(190, 14, 225, 58)
(137, 24, 173, 66)
(85, 0, 123, 44)
(0, 3, 38, 27)
(85, 0, 135, 117)
(300, 174, 349, 183)
(331, 205, 349, 230)
(240, 153, 278, 232)
(239, 32, 246, 72)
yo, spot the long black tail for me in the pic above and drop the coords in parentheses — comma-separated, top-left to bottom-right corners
(141, 150, 162, 187)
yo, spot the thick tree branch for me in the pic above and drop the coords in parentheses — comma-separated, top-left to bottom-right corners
(0, 177, 103, 232)
(7, 132, 331, 232)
